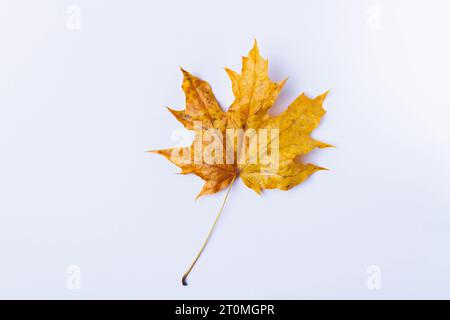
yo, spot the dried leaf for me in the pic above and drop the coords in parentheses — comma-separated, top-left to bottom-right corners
(150, 41, 331, 284)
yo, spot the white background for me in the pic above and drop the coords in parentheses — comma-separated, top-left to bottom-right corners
(1, 0, 449, 299)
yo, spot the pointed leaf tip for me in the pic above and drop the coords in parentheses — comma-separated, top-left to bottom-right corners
(180, 67, 192, 77)
(249, 39, 261, 57)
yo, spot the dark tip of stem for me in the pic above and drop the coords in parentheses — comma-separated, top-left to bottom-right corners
(182, 275, 188, 286)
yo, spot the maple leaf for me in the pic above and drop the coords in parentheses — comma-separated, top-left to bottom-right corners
(151, 41, 331, 285)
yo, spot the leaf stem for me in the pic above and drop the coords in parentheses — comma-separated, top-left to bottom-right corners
(182, 175, 237, 286)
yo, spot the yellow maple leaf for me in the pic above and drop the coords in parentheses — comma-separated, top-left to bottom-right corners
(151, 41, 331, 285)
